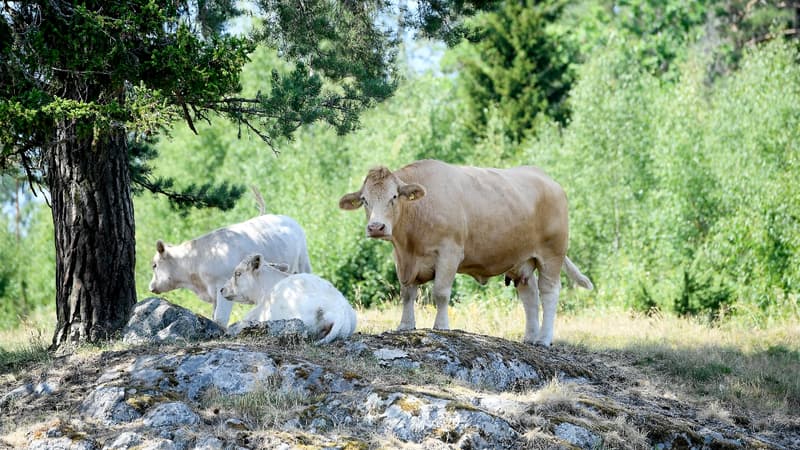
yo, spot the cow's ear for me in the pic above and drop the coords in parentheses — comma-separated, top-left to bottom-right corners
(398, 183, 425, 202)
(267, 262, 291, 273)
(156, 240, 166, 254)
(339, 191, 363, 210)
(248, 254, 262, 271)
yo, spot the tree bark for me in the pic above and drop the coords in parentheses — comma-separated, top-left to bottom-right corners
(48, 120, 137, 349)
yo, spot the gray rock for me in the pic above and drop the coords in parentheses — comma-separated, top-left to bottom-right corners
(139, 439, 177, 450)
(194, 436, 225, 449)
(104, 431, 143, 449)
(374, 348, 409, 360)
(439, 351, 539, 391)
(699, 427, 744, 448)
(363, 392, 518, 446)
(29, 437, 98, 450)
(373, 347, 421, 369)
(122, 297, 224, 344)
(344, 340, 370, 356)
(142, 402, 200, 428)
(278, 362, 359, 396)
(477, 395, 528, 416)
(1, 379, 60, 409)
(174, 348, 278, 400)
(226, 318, 309, 344)
(0, 383, 33, 407)
(80, 386, 141, 425)
(168, 428, 194, 450)
(554, 422, 601, 449)
(34, 380, 59, 395)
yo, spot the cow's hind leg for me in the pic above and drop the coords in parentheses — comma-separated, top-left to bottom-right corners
(398, 284, 418, 330)
(536, 257, 563, 346)
(517, 273, 540, 344)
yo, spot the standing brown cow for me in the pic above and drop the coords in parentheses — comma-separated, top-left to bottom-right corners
(339, 159, 592, 346)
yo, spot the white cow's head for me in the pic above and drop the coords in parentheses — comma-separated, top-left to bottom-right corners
(338, 166, 425, 239)
(149, 240, 186, 294)
(221, 253, 290, 304)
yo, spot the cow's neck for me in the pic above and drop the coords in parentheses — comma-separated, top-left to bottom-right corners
(175, 240, 211, 300)
(188, 273, 210, 299)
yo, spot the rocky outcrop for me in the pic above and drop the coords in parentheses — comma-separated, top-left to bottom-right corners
(1, 298, 795, 449)
(121, 297, 224, 344)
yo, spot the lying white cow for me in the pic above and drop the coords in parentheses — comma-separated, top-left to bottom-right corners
(339, 159, 593, 346)
(221, 254, 356, 344)
(149, 215, 312, 327)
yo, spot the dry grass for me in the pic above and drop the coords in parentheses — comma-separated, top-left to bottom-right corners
(201, 376, 321, 429)
(0, 315, 51, 376)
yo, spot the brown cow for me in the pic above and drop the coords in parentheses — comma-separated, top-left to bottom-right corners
(338, 159, 593, 346)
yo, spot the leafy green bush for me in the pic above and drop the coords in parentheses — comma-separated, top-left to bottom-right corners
(525, 38, 800, 322)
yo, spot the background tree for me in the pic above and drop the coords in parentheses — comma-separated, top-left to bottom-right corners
(0, 0, 395, 349)
(445, 0, 576, 143)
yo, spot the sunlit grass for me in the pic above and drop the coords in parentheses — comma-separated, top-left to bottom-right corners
(0, 311, 51, 375)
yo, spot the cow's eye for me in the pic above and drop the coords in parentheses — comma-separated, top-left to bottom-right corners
(152, 263, 157, 270)
(234, 271, 241, 278)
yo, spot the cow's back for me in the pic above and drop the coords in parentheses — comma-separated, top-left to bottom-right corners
(193, 214, 312, 277)
(394, 160, 568, 278)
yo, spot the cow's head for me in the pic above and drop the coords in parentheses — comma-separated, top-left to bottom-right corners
(149, 240, 184, 294)
(338, 166, 425, 239)
(221, 253, 290, 304)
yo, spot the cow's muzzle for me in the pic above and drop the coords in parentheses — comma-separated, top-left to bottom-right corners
(366, 222, 390, 238)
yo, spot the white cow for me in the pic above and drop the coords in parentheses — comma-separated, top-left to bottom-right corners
(149, 215, 312, 327)
(221, 254, 357, 344)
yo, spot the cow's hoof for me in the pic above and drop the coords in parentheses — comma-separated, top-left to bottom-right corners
(396, 324, 416, 331)
(534, 340, 552, 347)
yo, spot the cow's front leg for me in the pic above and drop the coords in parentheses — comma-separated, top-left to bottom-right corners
(517, 274, 540, 344)
(536, 259, 563, 346)
(432, 254, 459, 330)
(213, 288, 235, 328)
(398, 284, 418, 330)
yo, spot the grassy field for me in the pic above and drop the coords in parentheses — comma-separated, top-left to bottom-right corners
(2, 299, 799, 425)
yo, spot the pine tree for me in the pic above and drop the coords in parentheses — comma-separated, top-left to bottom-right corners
(450, 0, 575, 142)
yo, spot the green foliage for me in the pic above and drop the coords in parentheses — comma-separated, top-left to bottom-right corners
(333, 239, 398, 308)
(0, 201, 54, 330)
(446, 0, 576, 141)
(527, 38, 800, 323)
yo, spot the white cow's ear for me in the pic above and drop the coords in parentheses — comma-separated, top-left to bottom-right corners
(338, 191, 363, 210)
(156, 240, 166, 254)
(399, 183, 425, 202)
(248, 254, 262, 271)
(267, 262, 291, 273)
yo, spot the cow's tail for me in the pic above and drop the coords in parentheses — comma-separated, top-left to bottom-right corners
(250, 185, 267, 215)
(563, 256, 594, 290)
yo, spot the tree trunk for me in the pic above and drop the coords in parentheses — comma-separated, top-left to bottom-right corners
(48, 120, 137, 349)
